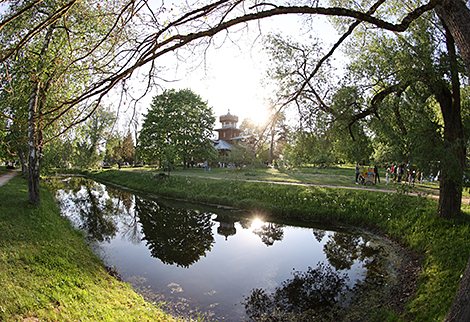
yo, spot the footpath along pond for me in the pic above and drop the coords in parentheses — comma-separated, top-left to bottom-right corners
(51, 177, 411, 321)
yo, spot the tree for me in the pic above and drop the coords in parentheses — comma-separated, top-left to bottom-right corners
(138, 89, 216, 168)
(2, 0, 470, 318)
(283, 130, 336, 167)
(74, 106, 116, 168)
(0, 0, 132, 205)
(41, 134, 74, 171)
(103, 132, 122, 166)
(1, 0, 469, 205)
(337, 9, 466, 219)
(103, 131, 135, 166)
(119, 132, 136, 165)
(266, 108, 290, 165)
(240, 112, 289, 166)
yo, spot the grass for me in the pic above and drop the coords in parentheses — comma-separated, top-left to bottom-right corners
(3, 164, 469, 321)
(81, 168, 470, 322)
(112, 164, 443, 196)
(0, 173, 177, 322)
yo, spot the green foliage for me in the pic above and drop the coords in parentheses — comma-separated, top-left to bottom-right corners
(340, 9, 464, 174)
(73, 107, 116, 168)
(328, 86, 373, 164)
(137, 89, 216, 167)
(283, 131, 336, 167)
(41, 136, 74, 173)
(264, 35, 372, 166)
(0, 0, 133, 204)
(104, 132, 136, 166)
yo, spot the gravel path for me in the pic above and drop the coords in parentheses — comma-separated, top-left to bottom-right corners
(0, 169, 20, 187)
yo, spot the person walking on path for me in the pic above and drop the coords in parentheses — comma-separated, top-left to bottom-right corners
(355, 163, 360, 184)
(373, 165, 380, 184)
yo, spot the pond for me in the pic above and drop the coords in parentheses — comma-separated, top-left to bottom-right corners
(52, 177, 407, 321)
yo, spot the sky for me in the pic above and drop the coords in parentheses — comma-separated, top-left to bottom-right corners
(169, 14, 341, 126)
(117, 7, 343, 133)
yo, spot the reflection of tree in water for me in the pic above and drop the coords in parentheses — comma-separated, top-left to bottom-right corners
(136, 196, 215, 268)
(323, 233, 362, 270)
(57, 178, 119, 243)
(312, 228, 326, 243)
(243, 230, 391, 321)
(253, 223, 284, 246)
(239, 218, 253, 229)
(107, 187, 141, 244)
(323, 232, 386, 283)
(242, 262, 349, 321)
(107, 188, 133, 213)
(49, 176, 87, 195)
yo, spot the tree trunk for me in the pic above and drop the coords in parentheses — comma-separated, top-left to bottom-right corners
(270, 130, 274, 165)
(26, 24, 55, 206)
(444, 258, 470, 322)
(436, 0, 470, 74)
(437, 15, 469, 321)
(17, 148, 28, 175)
(435, 21, 465, 220)
(27, 82, 42, 206)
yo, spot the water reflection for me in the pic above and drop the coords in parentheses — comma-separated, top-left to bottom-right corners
(253, 223, 284, 246)
(55, 178, 119, 242)
(243, 232, 391, 321)
(213, 214, 236, 240)
(51, 177, 403, 322)
(136, 196, 214, 268)
(109, 189, 142, 244)
(242, 262, 350, 321)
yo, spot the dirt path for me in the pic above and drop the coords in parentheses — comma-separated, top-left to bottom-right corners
(170, 173, 440, 198)
(0, 169, 21, 187)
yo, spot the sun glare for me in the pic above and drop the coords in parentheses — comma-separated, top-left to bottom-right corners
(250, 218, 265, 230)
(250, 106, 269, 126)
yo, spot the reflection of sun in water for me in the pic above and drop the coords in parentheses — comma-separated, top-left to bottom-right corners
(250, 218, 265, 230)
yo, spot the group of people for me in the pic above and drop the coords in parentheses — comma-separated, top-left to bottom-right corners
(355, 163, 381, 185)
(387, 163, 428, 185)
(355, 162, 430, 185)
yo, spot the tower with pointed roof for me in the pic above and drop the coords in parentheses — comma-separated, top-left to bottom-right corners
(215, 109, 242, 141)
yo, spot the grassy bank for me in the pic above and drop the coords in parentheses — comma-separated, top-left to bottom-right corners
(83, 169, 470, 322)
(0, 174, 176, 322)
(108, 164, 443, 196)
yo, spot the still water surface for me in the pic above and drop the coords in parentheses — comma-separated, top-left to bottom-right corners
(53, 177, 401, 321)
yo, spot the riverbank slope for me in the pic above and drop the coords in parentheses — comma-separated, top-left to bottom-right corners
(0, 173, 177, 322)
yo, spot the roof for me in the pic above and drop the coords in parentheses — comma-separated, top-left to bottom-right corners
(213, 140, 233, 150)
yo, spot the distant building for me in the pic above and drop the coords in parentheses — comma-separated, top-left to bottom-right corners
(215, 110, 242, 141)
(212, 110, 254, 162)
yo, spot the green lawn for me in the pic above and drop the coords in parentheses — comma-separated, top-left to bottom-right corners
(0, 165, 15, 176)
(0, 174, 177, 322)
(118, 164, 442, 197)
